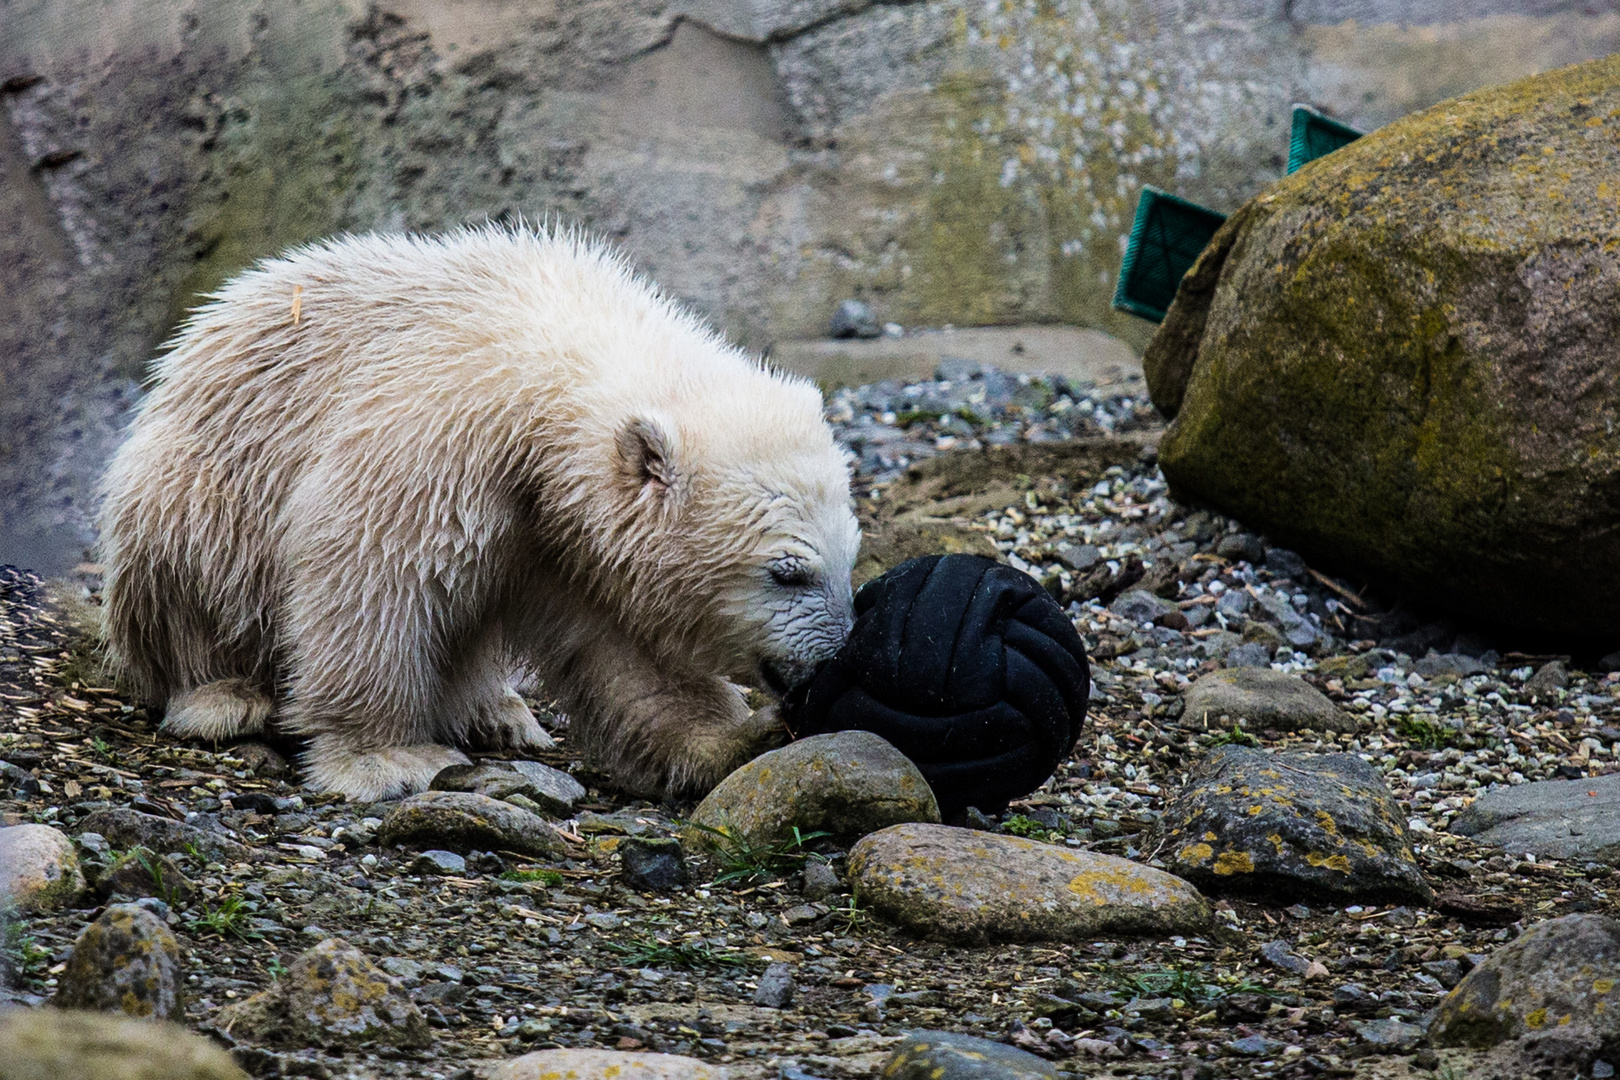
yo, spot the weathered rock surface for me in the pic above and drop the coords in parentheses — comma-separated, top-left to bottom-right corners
(1450, 772, 1620, 865)
(484, 1049, 727, 1080)
(77, 808, 251, 864)
(55, 902, 187, 1019)
(98, 846, 197, 904)
(377, 791, 569, 859)
(430, 759, 582, 817)
(1149, 746, 1430, 902)
(0, 823, 84, 911)
(1144, 54, 1620, 638)
(1182, 668, 1357, 734)
(0, 1007, 250, 1080)
(215, 937, 432, 1049)
(847, 822, 1209, 943)
(883, 1030, 1058, 1080)
(683, 732, 939, 852)
(1432, 914, 1620, 1074)
(620, 837, 690, 893)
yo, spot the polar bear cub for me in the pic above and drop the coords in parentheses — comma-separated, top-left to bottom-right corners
(99, 227, 859, 801)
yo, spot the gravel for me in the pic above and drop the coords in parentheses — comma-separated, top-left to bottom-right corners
(2, 362, 1619, 1077)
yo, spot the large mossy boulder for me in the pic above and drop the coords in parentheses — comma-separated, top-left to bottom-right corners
(1143, 55, 1620, 639)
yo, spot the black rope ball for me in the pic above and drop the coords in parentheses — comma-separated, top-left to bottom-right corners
(783, 554, 1089, 820)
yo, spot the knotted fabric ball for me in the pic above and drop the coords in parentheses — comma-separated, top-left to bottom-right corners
(783, 554, 1089, 819)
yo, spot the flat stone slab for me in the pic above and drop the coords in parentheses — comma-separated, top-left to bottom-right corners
(76, 807, 252, 864)
(1148, 745, 1431, 902)
(1450, 772, 1620, 865)
(377, 791, 569, 859)
(483, 1049, 728, 1080)
(1181, 667, 1357, 734)
(883, 1030, 1058, 1080)
(429, 759, 584, 817)
(847, 822, 1209, 943)
(683, 731, 939, 852)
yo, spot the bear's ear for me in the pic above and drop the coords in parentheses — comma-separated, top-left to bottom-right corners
(615, 415, 680, 499)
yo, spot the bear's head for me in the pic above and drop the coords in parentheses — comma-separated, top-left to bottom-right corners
(607, 385, 859, 696)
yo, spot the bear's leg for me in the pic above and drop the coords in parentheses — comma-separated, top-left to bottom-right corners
(441, 640, 555, 752)
(162, 679, 274, 741)
(301, 735, 471, 800)
(554, 628, 787, 798)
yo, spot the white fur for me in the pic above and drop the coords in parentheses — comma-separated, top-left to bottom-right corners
(98, 226, 859, 800)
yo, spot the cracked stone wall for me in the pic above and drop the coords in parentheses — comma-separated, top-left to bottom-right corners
(2, 0, 1617, 571)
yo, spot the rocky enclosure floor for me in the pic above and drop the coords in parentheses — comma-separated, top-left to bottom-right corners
(4, 363, 1620, 1080)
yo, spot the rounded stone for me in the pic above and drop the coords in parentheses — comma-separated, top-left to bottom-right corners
(486, 1049, 729, 1080)
(1182, 668, 1357, 734)
(884, 1030, 1058, 1080)
(377, 791, 568, 859)
(429, 759, 584, 817)
(847, 822, 1210, 943)
(619, 837, 690, 892)
(1432, 914, 1620, 1056)
(1147, 745, 1431, 902)
(214, 937, 432, 1048)
(682, 731, 940, 853)
(0, 823, 85, 912)
(55, 902, 188, 1019)
(0, 1007, 249, 1080)
(1143, 53, 1620, 638)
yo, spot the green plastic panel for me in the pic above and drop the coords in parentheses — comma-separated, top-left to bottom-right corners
(1111, 186, 1228, 323)
(1287, 104, 1364, 174)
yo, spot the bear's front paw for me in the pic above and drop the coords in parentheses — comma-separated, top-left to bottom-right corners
(471, 687, 556, 751)
(303, 736, 471, 801)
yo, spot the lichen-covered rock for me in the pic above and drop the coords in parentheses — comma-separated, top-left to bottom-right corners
(1143, 54, 1620, 638)
(1182, 668, 1357, 734)
(76, 808, 251, 864)
(1431, 914, 1620, 1074)
(1148, 746, 1430, 902)
(0, 1007, 249, 1080)
(55, 902, 187, 1019)
(484, 1049, 728, 1080)
(377, 791, 568, 859)
(97, 846, 198, 904)
(214, 937, 432, 1049)
(847, 822, 1209, 943)
(883, 1030, 1058, 1080)
(0, 823, 85, 912)
(682, 732, 940, 852)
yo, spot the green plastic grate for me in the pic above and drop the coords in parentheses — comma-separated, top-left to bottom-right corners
(1287, 104, 1364, 174)
(1111, 186, 1228, 323)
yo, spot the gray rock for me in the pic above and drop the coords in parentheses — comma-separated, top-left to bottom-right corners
(76, 808, 251, 864)
(1414, 652, 1488, 678)
(800, 859, 841, 900)
(848, 822, 1209, 943)
(1351, 1018, 1426, 1052)
(620, 837, 690, 892)
(1432, 914, 1620, 1076)
(410, 850, 467, 875)
(1182, 667, 1357, 733)
(1110, 590, 1177, 625)
(509, 760, 586, 815)
(682, 731, 939, 853)
(1252, 593, 1320, 650)
(1524, 660, 1569, 699)
(584, 912, 622, 930)
(0, 760, 41, 796)
(377, 791, 569, 859)
(428, 759, 579, 817)
(1450, 771, 1620, 865)
(1225, 1034, 1285, 1057)
(214, 938, 432, 1049)
(1215, 590, 1251, 618)
(1150, 745, 1431, 902)
(99, 846, 198, 905)
(753, 961, 795, 1008)
(55, 902, 187, 1019)
(1054, 543, 1101, 572)
(883, 1030, 1057, 1080)
(1258, 939, 1313, 976)
(0, 1008, 249, 1080)
(0, 823, 85, 912)
(1223, 642, 1273, 669)
(830, 299, 881, 339)
(487, 1049, 727, 1080)
(1215, 534, 1266, 564)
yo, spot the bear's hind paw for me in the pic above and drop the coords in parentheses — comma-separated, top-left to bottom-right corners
(162, 680, 273, 741)
(302, 737, 471, 801)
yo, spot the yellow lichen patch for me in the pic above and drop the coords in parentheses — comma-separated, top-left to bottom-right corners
(1305, 852, 1353, 873)
(1267, 833, 1288, 855)
(1525, 1007, 1548, 1029)
(1213, 851, 1255, 876)
(1595, 979, 1615, 995)
(1178, 843, 1214, 865)
(1202, 831, 1218, 841)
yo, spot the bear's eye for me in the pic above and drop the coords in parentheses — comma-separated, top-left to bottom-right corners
(769, 559, 814, 589)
